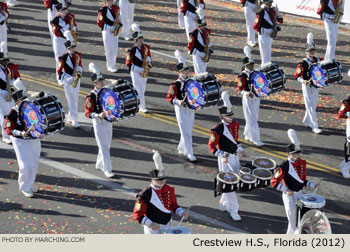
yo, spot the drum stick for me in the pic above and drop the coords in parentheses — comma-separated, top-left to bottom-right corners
(312, 181, 321, 194)
(176, 215, 184, 231)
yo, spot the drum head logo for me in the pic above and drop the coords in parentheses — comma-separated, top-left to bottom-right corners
(172, 230, 182, 234)
(106, 96, 115, 109)
(191, 87, 199, 99)
(29, 110, 38, 124)
(257, 77, 264, 87)
(316, 70, 322, 79)
(224, 174, 233, 181)
(306, 196, 317, 202)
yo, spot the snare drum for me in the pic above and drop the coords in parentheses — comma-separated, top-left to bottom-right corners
(256, 63, 286, 95)
(98, 80, 139, 122)
(253, 168, 272, 188)
(239, 167, 251, 175)
(164, 227, 191, 234)
(239, 173, 256, 192)
(19, 93, 65, 139)
(215, 172, 240, 193)
(296, 194, 326, 226)
(184, 73, 221, 110)
(252, 157, 276, 172)
(321, 60, 343, 86)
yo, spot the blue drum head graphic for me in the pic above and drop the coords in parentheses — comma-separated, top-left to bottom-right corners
(250, 72, 270, 97)
(19, 101, 46, 138)
(311, 65, 326, 88)
(99, 88, 122, 122)
(185, 79, 205, 109)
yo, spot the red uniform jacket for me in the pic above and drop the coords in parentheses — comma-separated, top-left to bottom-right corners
(44, 0, 59, 9)
(133, 185, 181, 225)
(294, 56, 323, 81)
(4, 107, 26, 138)
(337, 100, 350, 119)
(57, 52, 82, 78)
(253, 8, 283, 33)
(317, 0, 337, 16)
(208, 121, 241, 156)
(188, 28, 211, 55)
(51, 13, 77, 38)
(180, 0, 205, 15)
(85, 89, 100, 119)
(166, 77, 187, 105)
(97, 4, 120, 30)
(126, 44, 151, 71)
(0, 2, 10, 19)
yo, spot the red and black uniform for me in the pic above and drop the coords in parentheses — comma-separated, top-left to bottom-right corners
(337, 100, 350, 120)
(188, 27, 211, 55)
(237, 69, 258, 95)
(44, 0, 59, 10)
(240, 0, 256, 6)
(4, 107, 26, 138)
(133, 185, 184, 226)
(57, 51, 82, 80)
(180, 0, 205, 15)
(0, 2, 9, 21)
(97, 4, 120, 31)
(294, 56, 323, 83)
(253, 7, 283, 33)
(51, 13, 77, 38)
(0, 63, 21, 90)
(208, 121, 242, 156)
(271, 159, 314, 192)
(85, 88, 101, 119)
(125, 44, 151, 71)
(166, 77, 190, 107)
(317, 0, 338, 17)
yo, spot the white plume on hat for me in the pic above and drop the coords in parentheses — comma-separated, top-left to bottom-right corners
(12, 78, 26, 93)
(174, 50, 187, 65)
(152, 150, 164, 176)
(287, 129, 300, 148)
(0, 41, 8, 57)
(307, 32, 314, 46)
(89, 62, 103, 79)
(348, 69, 350, 78)
(131, 23, 141, 33)
(63, 30, 75, 44)
(221, 91, 232, 112)
(244, 46, 252, 60)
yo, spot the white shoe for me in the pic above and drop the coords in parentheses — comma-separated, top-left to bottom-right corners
(72, 121, 80, 128)
(247, 41, 256, 48)
(104, 170, 115, 178)
(230, 211, 241, 221)
(2, 138, 12, 144)
(312, 128, 322, 134)
(244, 136, 252, 142)
(253, 140, 265, 147)
(139, 108, 148, 113)
(187, 154, 197, 162)
(31, 186, 38, 193)
(21, 190, 33, 198)
(107, 67, 118, 73)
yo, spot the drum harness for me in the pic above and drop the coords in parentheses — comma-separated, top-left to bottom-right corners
(302, 56, 321, 87)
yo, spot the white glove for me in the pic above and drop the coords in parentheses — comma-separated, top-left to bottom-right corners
(146, 56, 152, 63)
(64, 76, 74, 86)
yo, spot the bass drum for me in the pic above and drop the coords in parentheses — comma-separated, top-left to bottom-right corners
(98, 80, 139, 122)
(322, 60, 343, 86)
(184, 72, 221, 110)
(19, 93, 65, 139)
(257, 63, 286, 95)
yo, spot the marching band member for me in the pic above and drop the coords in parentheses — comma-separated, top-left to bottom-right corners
(126, 23, 151, 113)
(177, 0, 185, 29)
(187, 14, 212, 75)
(98, 0, 122, 73)
(56, 38, 82, 128)
(133, 150, 188, 234)
(118, 0, 134, 40)
(317, 0, 344, 62)
(0, 0, 9, 49)
(253, 0, 283, 65)
(50, 2, 77, 67)
(166, 50, 197, 162)
(85, 63, 115, 178)
(336, 96, 350, 178)
(271, 129, 319, 234)
(0, 42, 25, 144)
(180, 0, 205, 40)
(4, 90, 41, 198)
(241, 0, 258, 47)
(294, 33, 323, 134)
(237, 46, 264, 146)
(208, 92, 248, 221)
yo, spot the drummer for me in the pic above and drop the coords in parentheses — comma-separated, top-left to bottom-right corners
(133, 151, 188, 234)
(4, 90, 41, 198)
(293, 33, 323, 134)
(85, 63, 115, 178)
(166, 50, 197, 162)
(208, 92, 248, 221)
(271, 129, 319, 234)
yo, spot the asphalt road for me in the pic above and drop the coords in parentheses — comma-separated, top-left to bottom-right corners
(0, 0, 349, 234)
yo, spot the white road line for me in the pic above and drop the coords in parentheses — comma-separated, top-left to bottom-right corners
(0, 141, 248, 234)
(151, 49, 194, 64)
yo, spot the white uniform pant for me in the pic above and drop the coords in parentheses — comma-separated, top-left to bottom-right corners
(119, 0, 134, 38)
(192, 53, 207, 75)
(63, 79, 80, 126)
(53, 36, 67, 68)
(324, 18, 339, 62)
(282, 190, 303, 234)
(144, 222, 171, 234)
(175, 105, 195, 156)
(184, 12, 197, 40)
(0, 23, 7, 48)
(11, 137, 41, 192)
(93, 118, 113, 173)
(47, 9, 57, 51)
(302, 84, 319, 129)
(339, 119, 350, 178)
(177, 0, 185, 29)
(102, 30, 119, 69)
(244, 2, 257, 45)
(258, 29, 273, 65)
(218, 153, 240, 214)
(242, 92, 260, 142)
(131, 69, 147, 110)
(0, 95, 14, 142)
